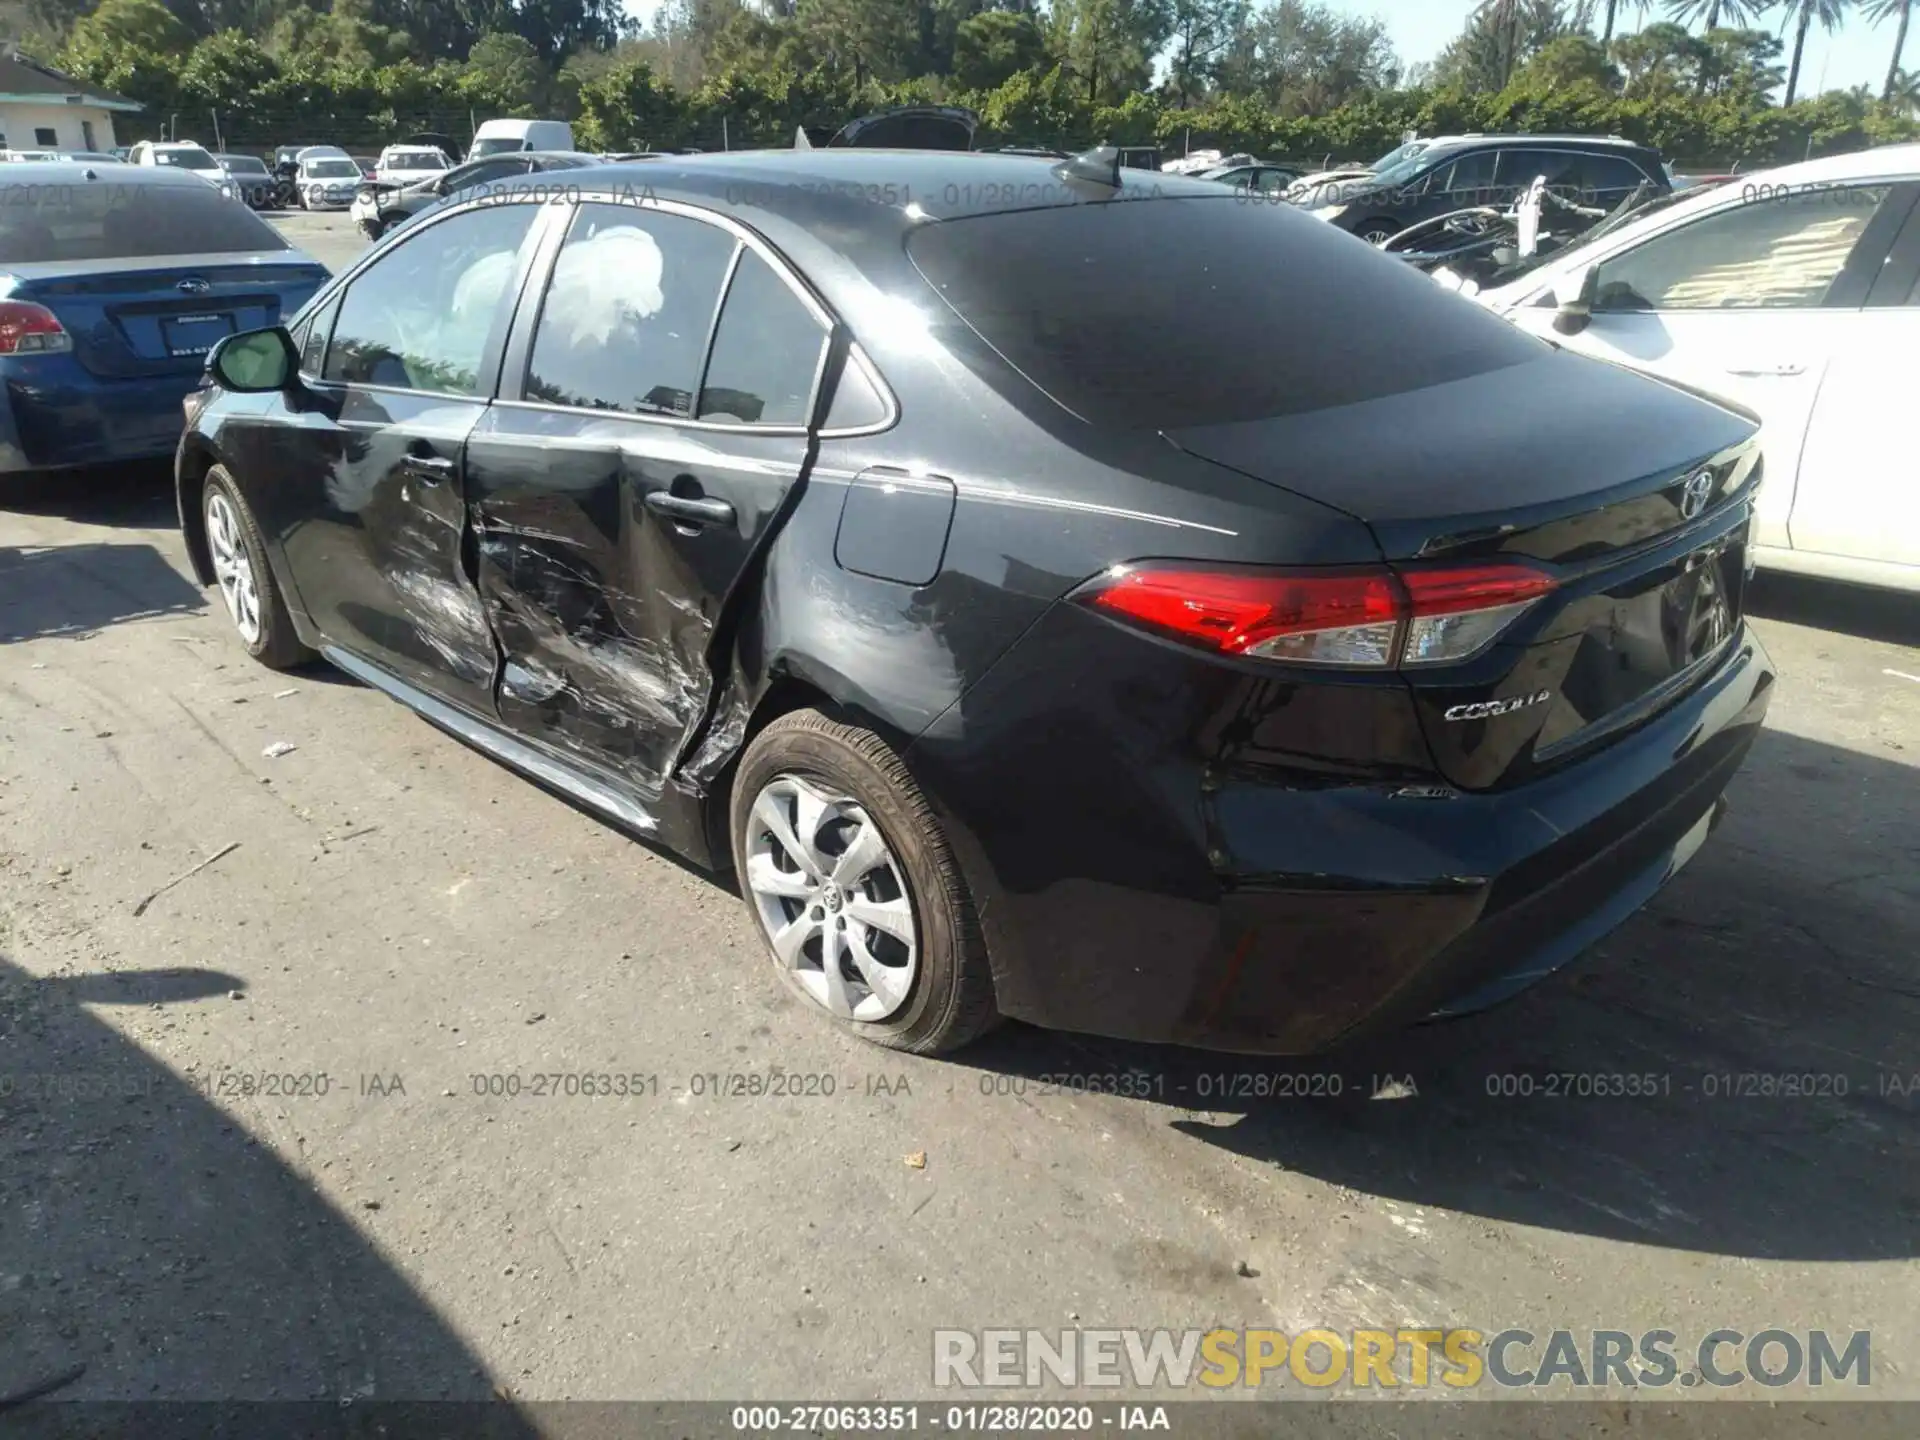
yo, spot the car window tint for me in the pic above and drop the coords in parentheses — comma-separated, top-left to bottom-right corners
(323, 202, 536, 394)
(825, 350, 889, 430)
(299, 294, 338, 374)
(1441, 150, 1497, 192)
(524, 202, 735, 418)
(446, 159, 526, 193)
(697, 249, 826, 425)
(908, 196, 1541, 430)
(1594, 186, 1892, 311)
(1581, 154, 1651, 193)
(0, 180, 290, 263)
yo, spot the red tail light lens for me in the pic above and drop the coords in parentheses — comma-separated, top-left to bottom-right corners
(0, 300, 71, 355)
(1077, 561, 1555, 668)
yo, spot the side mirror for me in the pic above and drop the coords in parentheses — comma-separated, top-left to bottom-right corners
(209, 326, 299, 392)
(1552, 263, 1598, 335)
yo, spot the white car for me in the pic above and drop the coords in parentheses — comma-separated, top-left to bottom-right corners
(295, 153, 365, 209)
(126, 141, 224, 184)
(373, 145, 450, 187)
(1470, 144, 1920, 595)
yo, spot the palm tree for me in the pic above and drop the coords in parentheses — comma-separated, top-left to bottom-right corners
(1779, 0, 1851, 103)
(1475, 0, 1525, 87)
(1600, 0, 1653, 43)
(1665, 0, 1774, 29)
(1889, 63, 1920, 108)
(1862, 0, 1914, 101)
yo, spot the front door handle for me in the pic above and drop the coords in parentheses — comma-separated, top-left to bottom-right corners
(401, 453, 456, 485)
(644, 489, 735, 528)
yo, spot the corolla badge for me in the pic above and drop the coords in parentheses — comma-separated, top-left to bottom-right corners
(1678, 469, 1714, 520)
(177, 277, 211, 294)
(1444, 690, 1551, 722)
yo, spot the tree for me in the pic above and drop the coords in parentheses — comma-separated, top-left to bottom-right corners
(461, 32, 546, 112)
(1217, 0, 1398, 114)
(1432, 0, 1571, 91)
(59, 0, 194, 111)
(1780, 0, 1850, 104)
(1698, 25, 1785, 95)
(1050, 0, 1173, 106)
(1611, 19, 1709, 92)
(1863, 0, 1913, 100)
(796, 0, 920, 87)
(179, 28, 278, 110)
(1518, 33, 1621, 89)
(1663, 0, 1774, 29)
(1165, 0, 1248, 106)
(953, 9, 1047, 91)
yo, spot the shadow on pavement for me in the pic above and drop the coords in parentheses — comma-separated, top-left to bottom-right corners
(1748, 571, 1920, 648)
(0, 542, 206, 642)
(954, 726, 1920, 1263)
(0, 956, 539, 1433)
(0, 463, 177, 528)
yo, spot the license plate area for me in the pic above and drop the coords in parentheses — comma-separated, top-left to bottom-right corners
(162, 312, 234, 358)
(1534, 533, 1743, 753)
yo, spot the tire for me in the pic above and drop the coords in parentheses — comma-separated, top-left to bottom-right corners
(730, 709, 997, 1054)
(201, 466, 312, 670)
(1355, 219, 1399, 245)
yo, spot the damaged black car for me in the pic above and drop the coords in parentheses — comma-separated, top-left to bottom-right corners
(175, 151, 1773, 1056)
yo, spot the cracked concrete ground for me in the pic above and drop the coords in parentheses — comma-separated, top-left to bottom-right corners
(0, 212, 1915, 1436)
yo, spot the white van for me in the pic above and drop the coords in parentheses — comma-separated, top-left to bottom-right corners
(468, 119, 573, 159)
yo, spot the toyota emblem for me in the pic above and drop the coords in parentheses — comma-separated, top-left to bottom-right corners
(1679, 469, 1714, 520)
(177, 277, 211, 295)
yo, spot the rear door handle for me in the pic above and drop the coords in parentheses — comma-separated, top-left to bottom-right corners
(1725, 363, 1806, 377)
(644, 490, 735, 528)
(401, 453, 456, 485)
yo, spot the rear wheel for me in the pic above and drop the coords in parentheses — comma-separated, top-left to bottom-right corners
(202, 467, 312, 670)
(1355, 219, 1400, 245)
(730, 710, 997, 1054)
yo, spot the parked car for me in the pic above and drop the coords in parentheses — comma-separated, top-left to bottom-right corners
(468, 118, 574, 158)
(798, 105, 977, 152)
(350, 155, 380, 180)
(214, 153, 277, 208)
(0, 163, 325, 480)
(295, 153, 365, 210)
(374, 145, 452, 187)
(127, 141, 225, 185)
(65, 150, 123, 164)
(174, 151, 1772, 1055)
(1471, 143, 1920, 595)
(1, 149, 60, 163)
(1299, 134, 1671, 245)
(1197, 161, 1305, 196)
(349, 150, 600, 240)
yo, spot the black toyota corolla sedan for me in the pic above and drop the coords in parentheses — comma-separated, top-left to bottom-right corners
(174, 150, 1773, 1055)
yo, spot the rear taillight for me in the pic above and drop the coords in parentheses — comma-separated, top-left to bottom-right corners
(1077, 561, 1556, 669)
(0, 300, 71, 355)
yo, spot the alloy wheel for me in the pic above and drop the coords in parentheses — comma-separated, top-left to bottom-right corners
(205, 490, 261, 645)
(743, 774, 917, 1021)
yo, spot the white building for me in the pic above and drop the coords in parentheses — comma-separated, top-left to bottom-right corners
(0, 49, 141, 154)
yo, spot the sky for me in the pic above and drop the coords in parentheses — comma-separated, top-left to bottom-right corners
(620, 0, 1913, 99)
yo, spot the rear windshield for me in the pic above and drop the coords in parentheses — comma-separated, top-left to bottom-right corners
(0, 181, 290, 262)
(305, 159, 361, 178)
(385, 150, 446, 170)
(221, 156, 268, 174)
(906, 195, 1540, 429)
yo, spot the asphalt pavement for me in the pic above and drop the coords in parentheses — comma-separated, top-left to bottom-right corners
(0, 210, 1915, 1430)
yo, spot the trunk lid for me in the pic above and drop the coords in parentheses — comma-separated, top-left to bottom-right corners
(1167, 352, 1762, 790)
(6, 255, 326, 379)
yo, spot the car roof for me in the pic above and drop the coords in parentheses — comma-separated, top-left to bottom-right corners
(503, 149, 1220, 223)
(0, 162, 209, 186)
(1744, 141, 1920, 184)
(151, 141, 212, 151)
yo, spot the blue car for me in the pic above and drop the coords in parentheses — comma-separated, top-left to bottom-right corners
(0, 163, 327, 477)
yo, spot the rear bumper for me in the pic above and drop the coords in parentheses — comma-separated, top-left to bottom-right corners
(0, 361, 195, 472)
(912, 619, 1774, 1055)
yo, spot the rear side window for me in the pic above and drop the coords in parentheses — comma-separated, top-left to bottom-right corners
(698, 249, 827, 425)
(1580, 154, 1654, 194)
(524, 202, 736, 417)
(906, 197, 1541, 430)
(0, 181, 290, 262)
(1594, 186, 1893, 311)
